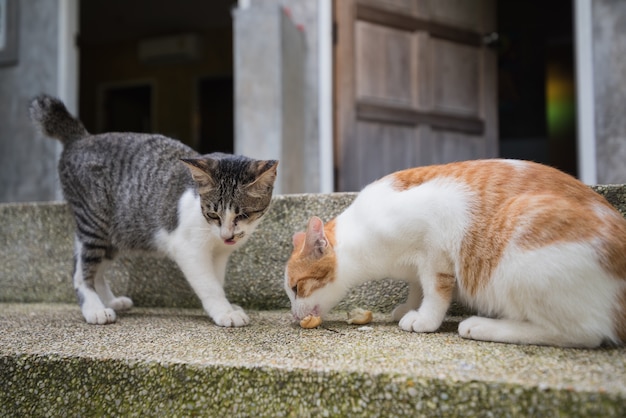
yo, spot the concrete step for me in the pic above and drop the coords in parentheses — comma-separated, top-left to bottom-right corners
(0, 193, 360, 311)
(1, 303, 625, 417)
(1, 186, 626, 416)
(2, 186, 625, 312)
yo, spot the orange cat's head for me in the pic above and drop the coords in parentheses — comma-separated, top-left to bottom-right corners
(284, 216, 345, 320)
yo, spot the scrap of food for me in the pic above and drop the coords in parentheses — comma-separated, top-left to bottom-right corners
(347, 308, 373, 325)
(299, 315, 322, 329)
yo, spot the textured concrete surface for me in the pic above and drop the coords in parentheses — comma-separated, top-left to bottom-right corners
(2, 187, 626, 416)
(2, 193, 402, 312)
(1, 303, 625, 417)
(2, 185, 625, 315)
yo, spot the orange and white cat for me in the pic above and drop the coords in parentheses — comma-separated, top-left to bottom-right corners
(285, 159, 626, 347)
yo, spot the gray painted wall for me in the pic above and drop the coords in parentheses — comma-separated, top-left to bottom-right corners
(2, 0, 625, 204)
(0, 0, 63, 203)
(593, 0, 626, 184)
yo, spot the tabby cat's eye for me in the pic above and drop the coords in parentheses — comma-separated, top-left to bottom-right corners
(206, 212, 220, 220)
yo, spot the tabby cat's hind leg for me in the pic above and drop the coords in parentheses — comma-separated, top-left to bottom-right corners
(458, 316, 603, 348)
(73, 238, 116, 324)
(93, 259, 133, 312)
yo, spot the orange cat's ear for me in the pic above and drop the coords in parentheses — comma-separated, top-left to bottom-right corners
(303, 216, 328, 259)
(292, 231, 306, 248)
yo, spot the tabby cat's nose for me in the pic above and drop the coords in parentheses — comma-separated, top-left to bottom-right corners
(220, 227, 234, 240)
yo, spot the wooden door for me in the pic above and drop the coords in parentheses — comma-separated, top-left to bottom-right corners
(334, 0, 497, 191)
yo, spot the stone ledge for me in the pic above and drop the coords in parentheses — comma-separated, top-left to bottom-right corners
(1, 303, 625, 416)
(1, 185, 625, 313)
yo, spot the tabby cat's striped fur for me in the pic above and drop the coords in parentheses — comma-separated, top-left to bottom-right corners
(30, 94, 277, 326)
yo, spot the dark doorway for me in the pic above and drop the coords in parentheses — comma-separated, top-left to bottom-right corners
(497, 0, 577, 177)
(100, 84, 152, 133)
(79, 0, 236, 153)
(196, 76, 234, 154)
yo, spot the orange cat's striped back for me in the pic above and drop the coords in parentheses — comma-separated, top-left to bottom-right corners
(389, 159, 626, 294)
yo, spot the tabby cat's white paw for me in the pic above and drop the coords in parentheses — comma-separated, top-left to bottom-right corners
(83, 307, 117, 325)
(108, 296, 133, 311)
(398, 310, 441, 333)
(213, 309, 250, 327)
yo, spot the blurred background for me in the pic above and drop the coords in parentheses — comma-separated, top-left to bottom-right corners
(1, 0, 625, 202)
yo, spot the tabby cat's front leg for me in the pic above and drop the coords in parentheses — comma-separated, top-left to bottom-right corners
(173, 250, 249, 327)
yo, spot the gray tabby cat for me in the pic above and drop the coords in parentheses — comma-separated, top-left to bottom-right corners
(29, 94, 278, 326)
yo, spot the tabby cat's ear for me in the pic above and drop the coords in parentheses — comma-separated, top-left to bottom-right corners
(180, 158, 218, 194)
(303, 216, 328, 259)
(246, 160, 278, 198)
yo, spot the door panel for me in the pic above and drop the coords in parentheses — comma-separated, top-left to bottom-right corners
(335, 0, 497, 191)
(356, 22, 414, 105)
(427, 0, 486, 30)
(357, 121, 421, 181)
(432, 40, 480, 116)
(430, 131, 487, 164)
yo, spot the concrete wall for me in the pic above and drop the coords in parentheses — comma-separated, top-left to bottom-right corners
(233, 0, 320, 194)
(280, 11, 307, 193)
(2, 0, 625, 204)
(593, 0, 626, 184)
(0, 0, 63, 202)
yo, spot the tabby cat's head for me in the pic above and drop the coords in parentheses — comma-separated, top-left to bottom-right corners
(181, 155, 278, 246)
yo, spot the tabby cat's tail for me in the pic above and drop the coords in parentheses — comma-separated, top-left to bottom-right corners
(29, 94, 88, 144)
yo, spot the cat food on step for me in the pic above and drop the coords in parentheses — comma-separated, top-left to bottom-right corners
(347, 308, 373, 325)
(300, 315, 322, 329)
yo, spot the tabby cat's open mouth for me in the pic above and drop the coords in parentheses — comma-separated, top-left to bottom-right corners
(224, 239, 236, 245)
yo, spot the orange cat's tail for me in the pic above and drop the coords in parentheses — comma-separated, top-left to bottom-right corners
(29, 94, 89, 145)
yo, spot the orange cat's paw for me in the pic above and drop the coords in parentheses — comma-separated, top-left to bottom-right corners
(398, 311, 441, 333)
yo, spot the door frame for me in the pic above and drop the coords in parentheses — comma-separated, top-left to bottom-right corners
(574, 0, 597, 184)
(57, 0, 79, 113)
(331, 0, 597, 187)
(318, 0, 334, 192)
(332, 0, 498, 191)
